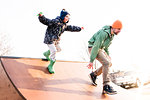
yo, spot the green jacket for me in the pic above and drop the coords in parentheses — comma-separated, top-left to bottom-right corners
(88, 25, 114, 63)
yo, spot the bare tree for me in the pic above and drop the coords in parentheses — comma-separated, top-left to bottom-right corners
(0, 33, 12, 56)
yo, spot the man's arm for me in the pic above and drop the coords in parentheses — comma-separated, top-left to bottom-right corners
(90, 32, 107, 63)
(104, 48, 109, 55)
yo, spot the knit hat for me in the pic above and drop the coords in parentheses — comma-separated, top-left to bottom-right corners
(112, 20, 122, 29)
(60, 9, 69, 20)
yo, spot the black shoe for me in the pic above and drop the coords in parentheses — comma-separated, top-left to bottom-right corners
(102, 85, 117, 95)
(89, 72, 97, 86)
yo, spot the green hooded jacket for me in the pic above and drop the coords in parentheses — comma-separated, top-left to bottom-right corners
(88, 25, 114, 63)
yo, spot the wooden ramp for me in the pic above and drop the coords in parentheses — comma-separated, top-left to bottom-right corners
(0, 57, 142, 100)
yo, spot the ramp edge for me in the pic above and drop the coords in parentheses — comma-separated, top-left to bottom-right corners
(0, 57, 26, 100)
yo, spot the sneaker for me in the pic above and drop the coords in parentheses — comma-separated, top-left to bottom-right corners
(89, 72, 97, 86)
(102, 85, 117, 95)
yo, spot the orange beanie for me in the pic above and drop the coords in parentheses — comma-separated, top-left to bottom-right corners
(112, 20, 122, 29)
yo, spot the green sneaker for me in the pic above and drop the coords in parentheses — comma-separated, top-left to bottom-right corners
(43, 50, 50, 61)
(48, 59, 56, 74)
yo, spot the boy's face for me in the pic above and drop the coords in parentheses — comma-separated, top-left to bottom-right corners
(112, 28, 121, 35)
(63, 14, 70, 23)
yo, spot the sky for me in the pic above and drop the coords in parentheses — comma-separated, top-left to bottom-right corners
(0, 0, 150, 71)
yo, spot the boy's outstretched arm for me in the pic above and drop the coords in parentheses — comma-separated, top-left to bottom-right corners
(37, 12, 55, 26)
(65, 25, 84, 32)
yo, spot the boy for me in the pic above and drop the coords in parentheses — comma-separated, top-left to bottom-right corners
(38, 9, 83, 74)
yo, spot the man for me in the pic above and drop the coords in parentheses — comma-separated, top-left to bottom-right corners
(87, 20, 122, 95)
(38, 9, 84, 74)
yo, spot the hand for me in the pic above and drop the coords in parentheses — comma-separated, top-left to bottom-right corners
(37, 12, 43, 17)
(87, 62, 93, 69)
(108, 56, 111, 60)
(81, 27, 84, 30)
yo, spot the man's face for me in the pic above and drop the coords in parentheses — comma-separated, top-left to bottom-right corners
(63, 14, 70, 23)
(113, 28, 121, 35)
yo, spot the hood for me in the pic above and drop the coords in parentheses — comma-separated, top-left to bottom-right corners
(102, 25, 111, 35)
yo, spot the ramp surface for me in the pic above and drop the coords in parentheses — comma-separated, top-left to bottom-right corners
(0, 58, 26, 100)
(0, 57, 143, 100)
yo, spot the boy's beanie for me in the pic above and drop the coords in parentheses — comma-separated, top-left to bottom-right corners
(60, 9, 69, 20)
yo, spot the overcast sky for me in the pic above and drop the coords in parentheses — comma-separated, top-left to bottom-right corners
(0, 0, 150, 70)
